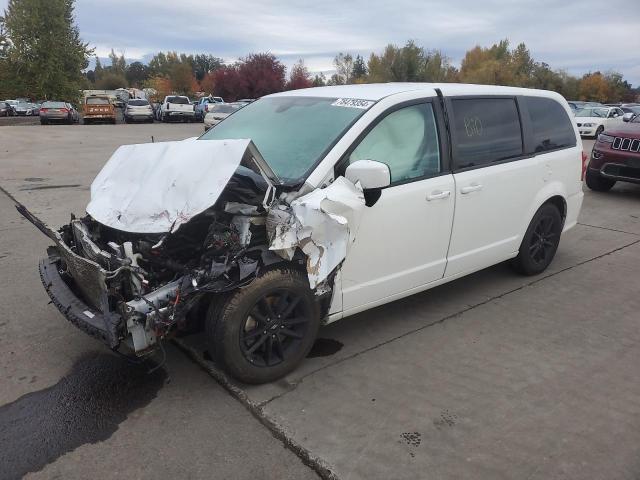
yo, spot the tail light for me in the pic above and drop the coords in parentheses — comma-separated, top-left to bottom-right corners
(61, 108, 69, 113)
(581, 151, 588, 181)
(40, 108, 48, 113)
(205, 104, 209, 112)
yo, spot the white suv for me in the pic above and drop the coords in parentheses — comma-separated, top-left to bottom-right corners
(25, 83, 584, 384)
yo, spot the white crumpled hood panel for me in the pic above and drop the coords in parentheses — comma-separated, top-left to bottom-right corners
(87, 138, 252, 233)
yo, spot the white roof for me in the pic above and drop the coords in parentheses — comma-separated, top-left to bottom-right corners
(268, 83, 564, 101)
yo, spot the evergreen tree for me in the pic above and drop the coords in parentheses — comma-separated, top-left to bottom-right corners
(2, 0, 92, 101)
(352, 55, 367, 81)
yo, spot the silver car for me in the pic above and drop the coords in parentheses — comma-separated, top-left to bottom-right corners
(39, 101, 79, 125)
(124, 99, 154, 123)
(14, 102, 38, 116)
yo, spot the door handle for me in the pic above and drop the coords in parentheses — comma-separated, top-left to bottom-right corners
(426, 190, 451, 201)
(460, 183, 483, 194)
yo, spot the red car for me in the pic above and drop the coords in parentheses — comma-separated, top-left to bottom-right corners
(587, 114, 640, 191)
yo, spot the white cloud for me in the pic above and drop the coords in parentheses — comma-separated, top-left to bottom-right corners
(2, 0, 639, 84)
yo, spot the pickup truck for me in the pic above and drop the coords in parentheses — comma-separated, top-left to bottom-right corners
(194, 96, 224, 122)
(83, 95, 116, 124)
(160, 96, 196, 122)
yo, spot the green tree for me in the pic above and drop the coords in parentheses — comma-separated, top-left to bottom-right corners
(333, 52, 354, 84)
(170, 61, 195, 95)
(193, 53, 223, 82)
(311, 73, 326, 87)
(366, 41, 458, 83)
(108, 48, 126, 75)
(125, 61, 149, 87)
(95, 71, 126, 90)
(352, 54, 367, 82)
(94, 56, 103, 80)
(2, 0, 92, 101)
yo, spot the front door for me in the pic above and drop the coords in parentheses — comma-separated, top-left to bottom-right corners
(338, 101, 455, 313)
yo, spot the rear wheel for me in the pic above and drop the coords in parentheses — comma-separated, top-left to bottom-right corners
(206, 268, 320, 384)
(40, 119, 48, 125)
(585, 168, 615, 191)
(512, 203, 562, 276)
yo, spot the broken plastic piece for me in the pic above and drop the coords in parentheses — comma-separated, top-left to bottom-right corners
(268, 177, 365, 288)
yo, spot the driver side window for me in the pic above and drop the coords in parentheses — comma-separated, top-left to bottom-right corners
(348, 103, 440, 183)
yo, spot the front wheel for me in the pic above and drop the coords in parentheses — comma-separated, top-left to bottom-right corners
(594, 125, 604, 139)
(585, 168, 615, 191)
(206, 268, 321, 384)
(511, 203, 562, 276)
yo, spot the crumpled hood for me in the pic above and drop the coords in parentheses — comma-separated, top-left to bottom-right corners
(87, 138, 264, 234)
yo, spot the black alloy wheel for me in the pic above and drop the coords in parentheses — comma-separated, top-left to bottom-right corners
(528, 214, 558, 267)
(240, 289, 311, 368)
(512, 203, 562, 275)
(206, 267, 320, 384)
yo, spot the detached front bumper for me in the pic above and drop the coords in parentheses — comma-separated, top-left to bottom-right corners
(39, 251, 122, 349)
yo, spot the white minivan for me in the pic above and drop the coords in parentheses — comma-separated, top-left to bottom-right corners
(26, 83, 584, 383)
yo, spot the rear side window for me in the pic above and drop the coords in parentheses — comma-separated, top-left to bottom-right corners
(526, 97, 577, 153)
(451, 98, 523, 169)
(86, 97, 110, 105)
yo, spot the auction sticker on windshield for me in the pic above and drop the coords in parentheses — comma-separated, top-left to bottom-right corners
(331, 98, 375, 109)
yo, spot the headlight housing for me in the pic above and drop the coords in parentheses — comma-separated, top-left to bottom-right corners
(582, 123, 596, 127)
(597, 133, 614, 143)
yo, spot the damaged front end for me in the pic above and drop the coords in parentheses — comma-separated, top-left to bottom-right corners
(21, 138, 364, 357)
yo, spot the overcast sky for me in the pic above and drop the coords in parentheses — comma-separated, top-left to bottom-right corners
(2, 0, 639, 85)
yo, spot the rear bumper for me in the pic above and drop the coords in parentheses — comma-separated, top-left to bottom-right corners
(39, 251, 122, 349)
(166, 111, 195, 117)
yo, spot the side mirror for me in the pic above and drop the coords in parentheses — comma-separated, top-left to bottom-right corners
(345, 159, 391, 189)
(622, 113, 633, 122)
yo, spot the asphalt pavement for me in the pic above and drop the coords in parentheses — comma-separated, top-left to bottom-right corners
(1, 124, 640, 480)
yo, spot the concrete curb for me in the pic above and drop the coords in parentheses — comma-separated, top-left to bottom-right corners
(172, 337, 338, 480)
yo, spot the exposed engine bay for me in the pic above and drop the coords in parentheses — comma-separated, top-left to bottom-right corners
(20, 138, 365, 356)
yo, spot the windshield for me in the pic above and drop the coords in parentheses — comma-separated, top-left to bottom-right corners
(167, 96, 189, 104)
(43, 101, 66, 108)
(86, 97, 110, 105)
(200, 96, 370, 182)
(128, 100, 149, 106)
(575, 108, 608, 118)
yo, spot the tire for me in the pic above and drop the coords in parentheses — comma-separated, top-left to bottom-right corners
(40, 120, 48, 125)
(206, 267, 320, 384)
(594, 125, 604, 139)
(511, 203, 563, 276)
(585, 168, 615, 191)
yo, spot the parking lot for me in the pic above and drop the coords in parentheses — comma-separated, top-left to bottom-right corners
(1, 123, 639, 479)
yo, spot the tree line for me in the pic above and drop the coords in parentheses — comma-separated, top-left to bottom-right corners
(0, 0, 637, 104)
